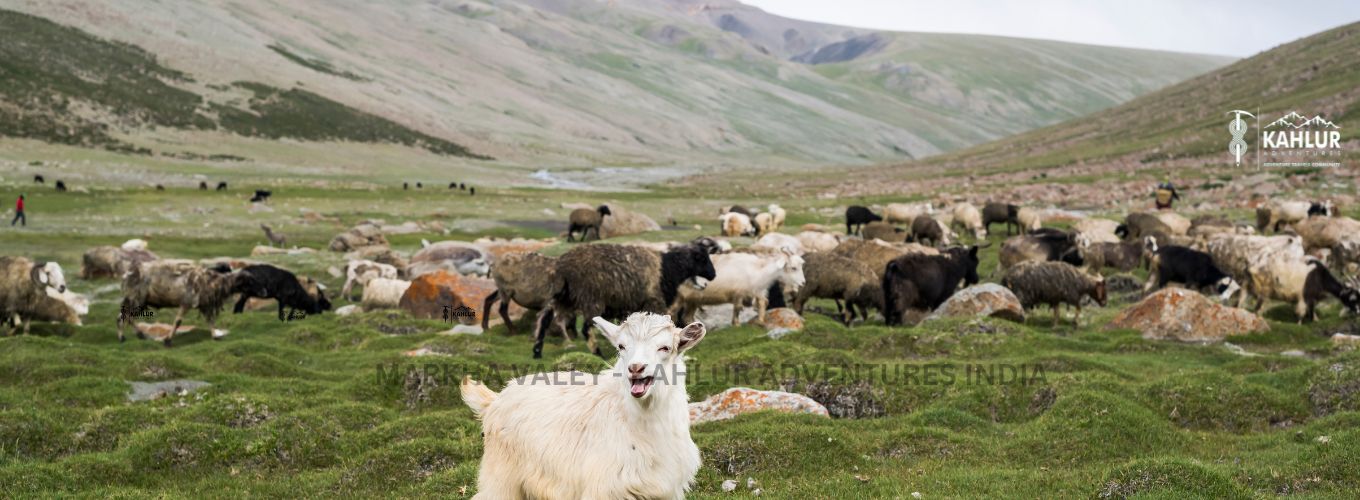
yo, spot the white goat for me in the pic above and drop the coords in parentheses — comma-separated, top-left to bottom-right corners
(670, 249, 805, 326)
(462, 313, 704, 500)
(360, 278, 411, 310)
(341, 259, 399, 300)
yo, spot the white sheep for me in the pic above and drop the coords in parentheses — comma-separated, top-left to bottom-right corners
(753, 232, 804, 255)
(766, 204, 786, 231)
(753, 212, 775, 235)
(884, 202, 932, 226)
(670, 249, 804, 326)
(719, 212, 754, 237)
(1071, 218, 1121, 244)
(1203, 233, 1304, 307)
(1016, 207, 1042, 233)
(121, 238, 149, 252)
(1151, 211, 1191, 236)
(341, 259, 399, 300)
(949, 202, 987, 240)
(796, 231, 842, 253)
(462, 312, 705, 500)
(1244, 254, 1315, 322)
(360, 278, 411, 310)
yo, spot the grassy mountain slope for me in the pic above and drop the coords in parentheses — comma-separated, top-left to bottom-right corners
(0, 0, 1229, 174)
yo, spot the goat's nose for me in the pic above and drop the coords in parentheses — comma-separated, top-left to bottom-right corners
(628, 363, 645, 376)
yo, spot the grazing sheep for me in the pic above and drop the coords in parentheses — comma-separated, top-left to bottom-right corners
(721, 205, 753, 217)
(260, 224, 287, 247)
(1151, 211, 1191, 236)
(797, 231, 842, 253)
(1002, 261, 1107, 326)
(753, 232, 804, 255)
(1187, 216, 1253, 239)
(0, 258, 69, 336)
(462, 313, 704, 500)
(832, 239, 938, 280)
(535, 243, 715, 358)
(669, 249, 805, 326)
(884, 202, 933, 226)
(1290, 216, 1360, 269)
(482, 252, 563, 336)
(449, 182, 457, 189)
(470, 187, 475, 196)
(216, 182, 228, 191)
(753, 212, 775, 235)
(881, 246, 981, 325)
(360, 278, 411, 310)
(911, 216, 954, 247)
(408, 241, 491, 278)
(33, 175, 44, 184)
(81, 243, 159, 280)
(1072, 218, 1121, 244)
(950, 202, 987, 240)
(568, 205, 612, 242)
(1087, 239, 1148, 272)
(1242, 255, 1315, 323)
(416, 182, 423, 189)
(155, 184, 165, 191)
(341, 259, 400, 301)
(231, 265, 330, 321)
(998, 230, 1083, 271)
(250, 190, 271, 203)
(1016, 207, 1042, 234)
(199, 181, 208, 190)
(719, 212, 755, 237)
(55, 180, 67, 192)
(16, 289, 85, 330)
(767, 204, 786, 231)
(1257, 200, 1331, 233)
(862, 221, 909, 243)
(793, 252, 881, 325)
(1144, 244, 1240, 301)
(845, 206, 883, 236)
(1203, 233, 1304, 307)
(117, 260, 236, 345)
(1117, 212, 1174, 241)
(982, 202, 1020, 236)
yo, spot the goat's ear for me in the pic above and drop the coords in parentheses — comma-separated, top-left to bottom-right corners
(676, 322, 706, 352)
(592, 317, 621, 344)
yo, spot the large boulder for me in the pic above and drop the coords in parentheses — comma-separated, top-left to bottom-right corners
(398, 271, 522, 325)
(346, 246, 408, 271)
(1108, 288, 1269, 342)
(408, 241, 491, 278)
(600, 204, 660, 239)
(762, 308, 804, 330)
(689, 388, 829, 425)
(925, 283, 1025, 322)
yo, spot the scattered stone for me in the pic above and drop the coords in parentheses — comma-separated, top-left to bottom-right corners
(1223, 342, 1259, 357)
(925, 283, 1024, 322)
(398, 270, 518, 324)
(134, 322, 195, 340)
(127, 379, 210, 402)
(326, 266, 343, 278)
(248, 202, 274, 213)
(442, 324, 484, 335)
(1108, 288, 1269, 342)
(765, 328, 794, 340)
(403, 348, 448, 357)
(1332, 333, 1360, 349)
(762, 308, 803, 330)
(473, 237, 557, 261)
(689, 387, 830, 425)
(721, 480, 737, 492)
(1281, 349, 1307, 357)
(334, 305, 359, 316)
(695, 304, 757, 331)
(600, 203, 661, 238)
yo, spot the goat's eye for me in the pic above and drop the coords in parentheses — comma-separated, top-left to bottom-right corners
(658, 346, 671, 353)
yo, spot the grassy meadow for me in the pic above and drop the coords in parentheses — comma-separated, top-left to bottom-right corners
(1, 156, 1358, 499)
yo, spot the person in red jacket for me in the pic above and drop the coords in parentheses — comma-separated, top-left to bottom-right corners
(11, 195, 24, 227)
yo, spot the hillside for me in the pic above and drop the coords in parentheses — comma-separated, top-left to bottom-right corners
(0, 0, 1229, 179)
(773, 21, 1360, 202)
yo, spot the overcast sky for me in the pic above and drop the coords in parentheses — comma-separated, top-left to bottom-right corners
(742, 0, 1360, 57)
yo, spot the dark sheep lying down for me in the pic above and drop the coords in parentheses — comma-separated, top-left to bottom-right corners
(231, 264, 331, 321)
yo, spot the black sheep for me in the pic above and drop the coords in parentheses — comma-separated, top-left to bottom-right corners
(416, 182, 423, 189)
(461, 183, 467, 191)
(155, 184, 165, 191)
(1303, 260, 1360, 321)
(249, 190, 271, 203)
(55, 180, 67, 192)
(845, 205, 883, 236)
(216, 182, 228, 191)
(1144, 245, 1239, 299)
(449, 182, 457, 189)
(881, 246, 980, 326)
(33, 175, 44, 184)
(231, 265, 331, 321)
(982, 202, 1019, 235)
(470, 187, 475, 196)
(199, 181, 208, 191)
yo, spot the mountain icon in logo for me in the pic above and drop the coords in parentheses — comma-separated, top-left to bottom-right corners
(1267, 112, 1339, 129)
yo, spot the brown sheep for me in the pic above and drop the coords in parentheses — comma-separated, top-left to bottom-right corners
(0, 257, 69, 336)
(1002, 261, 1106, 326)
(118, 260, 237, 346)
(830, 239, 938, 279)
(792, 252, 882, 325)
(81, 245, 159, 279)
(861, 221, 908, 243)
(482, 252, 572, 339)
(568, 205, 612, 242)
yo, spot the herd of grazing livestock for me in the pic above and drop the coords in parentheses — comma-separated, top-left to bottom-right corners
(4, 194, 1360, 353)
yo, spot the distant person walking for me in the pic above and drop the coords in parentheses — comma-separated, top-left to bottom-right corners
(11, 194, 25, 226)
(1154, 181, 1179, 210)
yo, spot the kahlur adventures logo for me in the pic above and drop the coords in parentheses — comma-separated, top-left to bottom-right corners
(1227, 109, 1343, 168)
